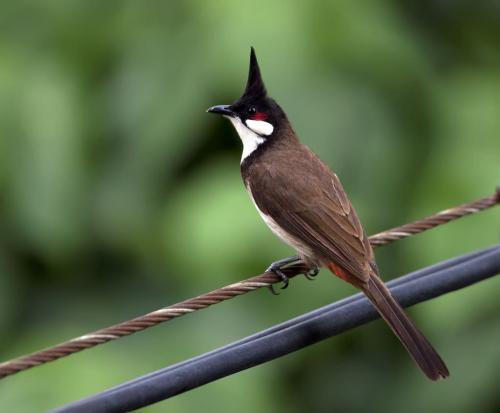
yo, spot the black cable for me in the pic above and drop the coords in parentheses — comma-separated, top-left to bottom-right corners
(52, 245, 500, 413)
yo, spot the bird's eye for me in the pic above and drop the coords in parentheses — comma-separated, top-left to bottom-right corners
(248, 106, 257, 115)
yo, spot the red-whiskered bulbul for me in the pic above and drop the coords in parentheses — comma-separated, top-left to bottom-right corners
(207, 48, 449, 380)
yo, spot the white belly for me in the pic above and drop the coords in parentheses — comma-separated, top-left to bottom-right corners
(246, 185, 315, 261)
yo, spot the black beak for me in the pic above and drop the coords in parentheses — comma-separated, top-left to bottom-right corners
(207, 104, 235, 117)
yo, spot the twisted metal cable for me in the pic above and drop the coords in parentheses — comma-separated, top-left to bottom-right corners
(370, 189, 499, 246)
(0, 190, 498, 379)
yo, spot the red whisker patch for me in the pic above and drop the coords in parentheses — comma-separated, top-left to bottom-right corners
(250, 112, 267, 121)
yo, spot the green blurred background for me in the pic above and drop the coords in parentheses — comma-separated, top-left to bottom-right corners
(0, 1, 499, 412)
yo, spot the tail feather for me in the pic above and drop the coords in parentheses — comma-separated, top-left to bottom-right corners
(364, 275, 449, 380)
(327, 262, 449, 380)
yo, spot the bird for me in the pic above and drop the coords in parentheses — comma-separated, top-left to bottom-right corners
(207, 48, 449, 380)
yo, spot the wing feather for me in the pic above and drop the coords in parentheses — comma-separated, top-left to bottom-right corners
(249, 146, 373, 283)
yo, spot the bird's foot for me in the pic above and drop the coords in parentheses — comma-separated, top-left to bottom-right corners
(265, 256, 318, 294)
(268, 269, 290, 295)
(265, 255, 301, 294)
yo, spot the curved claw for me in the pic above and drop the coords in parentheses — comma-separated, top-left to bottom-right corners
(268, 285, 280, 295)
(304, 266, 320, 280)
(277, 270, 290, 289)
(267, 270, 289, 294)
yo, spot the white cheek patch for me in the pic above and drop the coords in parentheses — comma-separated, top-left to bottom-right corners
(245, 119, 274, 136)
(227, 116, 265, 163)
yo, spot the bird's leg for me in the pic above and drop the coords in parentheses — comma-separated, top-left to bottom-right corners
(267, 255, 302, 271)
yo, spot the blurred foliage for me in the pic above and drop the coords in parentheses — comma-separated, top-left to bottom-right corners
(0, 1, 499, 412)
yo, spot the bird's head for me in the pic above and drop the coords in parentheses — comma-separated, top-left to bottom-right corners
(207, 48, 288, 161)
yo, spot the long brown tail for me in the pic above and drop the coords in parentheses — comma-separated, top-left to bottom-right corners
(328, 263, 449, 380)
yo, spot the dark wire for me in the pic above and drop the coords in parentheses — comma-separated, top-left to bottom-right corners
(52, 245, 500, 413)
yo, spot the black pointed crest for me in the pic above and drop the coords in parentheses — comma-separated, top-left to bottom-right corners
(243, 47, 267, 100)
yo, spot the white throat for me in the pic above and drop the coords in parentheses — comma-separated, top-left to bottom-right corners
(226, 117, 273, 163)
